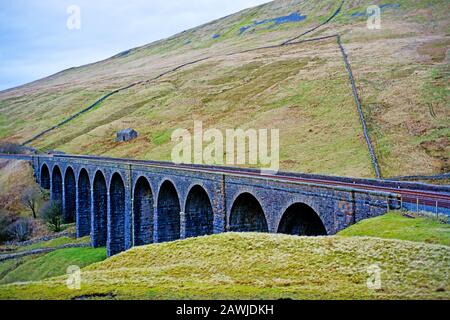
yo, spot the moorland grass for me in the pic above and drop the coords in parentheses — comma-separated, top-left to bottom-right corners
(0, 232, 448, 300)
(338, 211, 450, 246)
(0, 247, 106, 285)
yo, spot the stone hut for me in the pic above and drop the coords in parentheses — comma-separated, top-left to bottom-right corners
(116, 128, 138, 142)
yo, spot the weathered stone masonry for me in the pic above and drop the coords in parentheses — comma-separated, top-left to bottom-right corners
(32, 156, 399, 257)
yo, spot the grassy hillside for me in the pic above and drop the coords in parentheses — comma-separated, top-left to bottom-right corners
(0, 232, 448, 300)
(0, 0, 449, 178)
(0, 160, 37, 214)
(0, 212, 448, 300)
(338, 212, 450, 246)
(0, 247, 106, 285)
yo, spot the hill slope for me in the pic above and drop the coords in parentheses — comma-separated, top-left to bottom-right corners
(0, 0, 449, 177)
(338, 212, 450, 246)
(0, 232, 448, 300)
(0, 247, 106, 285)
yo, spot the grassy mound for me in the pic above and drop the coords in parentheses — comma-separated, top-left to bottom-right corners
(0, 233, 448, 300)
(338, 212, 450, 246)
(0, 247, 106, 285)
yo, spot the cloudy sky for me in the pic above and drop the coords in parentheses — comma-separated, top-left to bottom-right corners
(0, 0, 269, 91)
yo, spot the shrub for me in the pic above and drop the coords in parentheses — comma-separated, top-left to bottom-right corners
(40, 201, 63, 232)
(415, 210, 449, 224)
(8, 218, 33, 242)
(0, 142, 27, 154)
(0, 212, 15, 243)
(41, 189, 50, 201)
(21, 186, 44, 219)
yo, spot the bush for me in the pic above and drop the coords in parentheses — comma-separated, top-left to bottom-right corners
(21, 186, 44, 219)
(0, 142, 27, 155)
(0, 212, 15, 243)
(40, 201, 63, 232)
(415, 211, 449, 224)
(41, 189, 50, 202)
(8, 218, 33, 242)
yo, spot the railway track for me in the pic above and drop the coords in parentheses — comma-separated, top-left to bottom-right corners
(58, 154, 450, 210)
(2, 153, 448, 212)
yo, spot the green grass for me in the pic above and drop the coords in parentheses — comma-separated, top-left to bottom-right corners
(0, 232, 448, 300)
(0, 256, 39, 281)
(15, 236, 90, 253)
(338, 212, 450, 246)
(151, 129, 172, 146)
(0, 114, 11, 139)
(0, 247, 106, 285)
(0, 212, 449, 299)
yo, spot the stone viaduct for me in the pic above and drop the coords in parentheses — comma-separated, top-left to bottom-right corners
(30, 155, 398, 256)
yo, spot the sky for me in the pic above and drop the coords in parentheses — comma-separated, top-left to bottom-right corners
(0, 0, 269, 91)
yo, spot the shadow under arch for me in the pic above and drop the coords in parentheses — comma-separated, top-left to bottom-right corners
(184, 185, 214, 238)
(133, 176, 154, 246)
(40, 164, 50, 189)
(77, 168, 91, 237)
(157, 180, 180, 243)
(109, 173, 126, 255)
(92, 170, 107, 247)
(277, 203, 327, 236)
(51, 165, 63, 202)
(229, 192, 268, 232)
(64, 167, 76, 223)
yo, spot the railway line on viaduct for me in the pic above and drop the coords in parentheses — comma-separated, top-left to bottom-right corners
(1, 153, 449, 257)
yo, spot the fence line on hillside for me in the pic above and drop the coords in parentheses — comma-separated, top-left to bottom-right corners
(21, 57, 211, 146)
(282, 0, 345, 45)
(336, 35, 381, 179)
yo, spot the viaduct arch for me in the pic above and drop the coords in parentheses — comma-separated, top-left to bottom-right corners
(108, 173, 126, 256)
(77, 169, 91, 238)
(277, 203, 327, 236)
(157, 180, 181, 243)
(133, 176, 153, 246)
(92, 171, 107, 248)
(51, 165, 63, 204)
(64, 167, 76, 223)
(40, 164, 50, 190)
(184, 185, 214, 238)
(229, 193, 268, 233)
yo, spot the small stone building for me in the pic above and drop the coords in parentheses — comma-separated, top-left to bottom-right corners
(116, 128, 138, 142)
